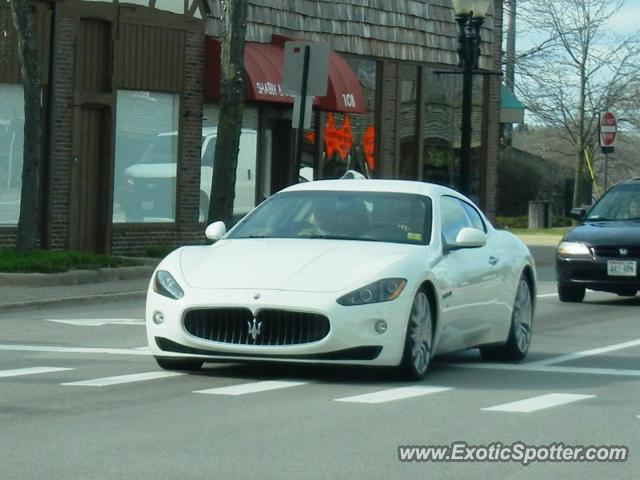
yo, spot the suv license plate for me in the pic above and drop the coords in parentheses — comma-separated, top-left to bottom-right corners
(607, 260, 637, 277)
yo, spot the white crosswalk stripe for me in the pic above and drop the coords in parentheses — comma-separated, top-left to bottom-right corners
(335, 386, 452, 404)
(482, 393, 595, 413)
(195, 380, 307, 396)
(61, 371, 184, 387)
(0, 367, 72, 378)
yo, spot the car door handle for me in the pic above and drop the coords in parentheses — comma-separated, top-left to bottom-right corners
(488, 256, 499, 266)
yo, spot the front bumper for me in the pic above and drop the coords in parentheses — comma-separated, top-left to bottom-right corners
(145, 287, 412, 367)
(556, 256, 640, 292)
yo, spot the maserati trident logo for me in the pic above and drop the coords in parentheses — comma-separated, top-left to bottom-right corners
(247, 318, 262, 341)
(620, 248, 628, 256)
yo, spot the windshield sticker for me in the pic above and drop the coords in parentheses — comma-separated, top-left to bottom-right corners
(407, 232, 422, 241)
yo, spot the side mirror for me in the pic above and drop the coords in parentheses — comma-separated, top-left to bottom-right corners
(453, 227, 487, 249)
(569, 207, 587, 220)
(205, 221, 227, 242)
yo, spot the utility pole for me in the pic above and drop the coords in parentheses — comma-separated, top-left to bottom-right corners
(503, 0, 517, 146)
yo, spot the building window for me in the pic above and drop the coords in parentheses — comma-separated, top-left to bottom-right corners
(202, 105, 258, 220)
(112, 90, 180, 223)
(398, 64, 419, 179)
(320, 56, 378, 179)
(422, 69, 484, 197)
(0, 83, 24, 226)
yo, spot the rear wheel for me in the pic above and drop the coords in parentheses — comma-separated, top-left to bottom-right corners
(154, 357, 204, 371)
(558, 283, 585, 303)
(481, 276, 533, 361)
(399, 289, 434, 380)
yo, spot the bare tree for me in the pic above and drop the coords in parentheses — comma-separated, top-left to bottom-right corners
(208, 0, 248, 226)
(9, 0, 41, 252)
(515, 0, 640, 206)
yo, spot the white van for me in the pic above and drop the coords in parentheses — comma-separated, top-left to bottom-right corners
(120, 127, 257, 222)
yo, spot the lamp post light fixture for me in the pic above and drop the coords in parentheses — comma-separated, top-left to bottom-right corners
(451, 0, 491, 197)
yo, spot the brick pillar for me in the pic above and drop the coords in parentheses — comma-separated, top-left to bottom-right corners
(47, 14, 76, 250)
(176, 28, 206, 243)
(483, 0, 503, 221)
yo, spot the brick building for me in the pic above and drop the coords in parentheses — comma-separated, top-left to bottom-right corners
(0, 0, 503, 254)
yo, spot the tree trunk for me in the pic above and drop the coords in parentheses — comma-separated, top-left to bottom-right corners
(572, 50, 591, 208)
(208, 0, 248, 226)
(10, 0, 41, 252)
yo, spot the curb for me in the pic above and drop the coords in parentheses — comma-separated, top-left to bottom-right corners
(0, 290, 148, 312)
(0, 265, 156, 287)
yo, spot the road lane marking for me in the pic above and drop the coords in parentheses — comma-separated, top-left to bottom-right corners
(537, 293, 558, 298)
(335, 386, 452, 404)
(527, 338, 640, 366)
(451, 362, 640, 377)
(482, 393, 594, 413)
(195, 380, 307, 396)
(0, 344, 149, 356)
(45, 319, 145, 327)
(0, 367, 72, 378)
(62, 371, 184, 387)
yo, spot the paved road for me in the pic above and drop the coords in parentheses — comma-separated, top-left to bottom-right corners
(1, 279, 638, 479)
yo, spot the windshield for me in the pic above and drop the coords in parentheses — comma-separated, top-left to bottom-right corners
(586, 184, 640, 221)
(228, 190, 433, 245)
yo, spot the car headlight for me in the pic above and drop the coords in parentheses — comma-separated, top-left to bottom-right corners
(153, 270, 184, 299)
(337, 278, 407, 306)
(557, 241, 592, 257)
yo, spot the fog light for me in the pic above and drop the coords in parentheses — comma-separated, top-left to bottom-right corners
(374, 320, 387, 334)
(152, 311, 165, 325)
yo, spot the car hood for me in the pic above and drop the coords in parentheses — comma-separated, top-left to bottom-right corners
(179, 239, 418, 292)
(565, 220, 640, 245)
(124, 163, 176, 179)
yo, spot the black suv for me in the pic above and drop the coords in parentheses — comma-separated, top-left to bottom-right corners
(556, 179, 640, 302)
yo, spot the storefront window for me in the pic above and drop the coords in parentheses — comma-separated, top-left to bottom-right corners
(319, 57, 378, 179)
(0, 84, 24, 225)
(202, 105, 258, 220)
(112, 90, 179, 223)
(422, 69, 484, 196)
(398, 64, 419, 179)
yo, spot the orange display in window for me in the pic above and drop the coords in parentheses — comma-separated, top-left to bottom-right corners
(364, 125, 375, 171)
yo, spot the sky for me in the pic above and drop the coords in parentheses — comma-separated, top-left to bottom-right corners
(610, 1, 640, 35)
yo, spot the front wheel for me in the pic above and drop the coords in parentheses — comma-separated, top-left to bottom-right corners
(481, 276, 533, 362)
(399, 289, 434, 380)
(155, 356, 204, 371)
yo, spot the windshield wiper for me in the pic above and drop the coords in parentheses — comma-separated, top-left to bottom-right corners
(298, 234, 357, 240)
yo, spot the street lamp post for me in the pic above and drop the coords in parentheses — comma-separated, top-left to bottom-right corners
(451, 0, 490, 196)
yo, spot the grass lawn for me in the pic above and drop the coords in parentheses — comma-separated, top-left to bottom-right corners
(508, 227, 570, 236)
(0, 248, 142, 274)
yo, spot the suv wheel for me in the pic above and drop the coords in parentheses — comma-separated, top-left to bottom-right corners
(557, 283, 585, 303)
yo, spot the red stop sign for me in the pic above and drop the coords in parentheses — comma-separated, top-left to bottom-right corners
(600, 111, 617, 147)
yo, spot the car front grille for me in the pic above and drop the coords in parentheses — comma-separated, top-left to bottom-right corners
(593, 246, 640, 258)
(183, 308, 331, 346)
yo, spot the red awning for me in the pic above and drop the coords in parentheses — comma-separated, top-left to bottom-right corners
(204, 36, 365, 114)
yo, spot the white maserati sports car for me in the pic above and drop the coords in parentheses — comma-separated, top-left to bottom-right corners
(146, 179, 536, 379)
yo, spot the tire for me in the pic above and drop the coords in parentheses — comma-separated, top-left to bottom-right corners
(399, 289, 434, 380)
(480, 275, 533, 362)
(557, 283, 585, 303)
(154, 356, 204, 371)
